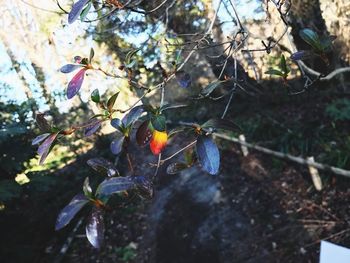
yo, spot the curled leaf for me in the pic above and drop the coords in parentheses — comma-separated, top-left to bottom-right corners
(55, 193, 89, 230)
(67, 68, 86, 99)
(175, 70, 191, 88)
(196, 135, 220, 175)
(68, 0, 90, 24)
(86, 207, 105, 249)
(87, 157, 118, 177)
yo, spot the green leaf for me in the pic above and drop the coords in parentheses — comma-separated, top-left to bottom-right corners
(265, 69, 284, 77)
(151, 114, 166, 132)
(125, 60, 136, 69)
(279, 55, 289, 74)
(91, 89, 100, 103)
(107, 92, 119, 112)
(80, 2, 92, 22)
(299, 28, 322, 51)
(89, 47, 95, 63)
(320, 35, 336, 51)
(80, 58, 89, 66)
(200, 80, 223, 97)
(175, 49, 182, 64)
(184, 149, 195, 166)
(83, 177, 93, 198)
(125, 49, 140, 65)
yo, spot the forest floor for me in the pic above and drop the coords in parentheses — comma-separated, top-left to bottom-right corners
(57, 142, 350, 263)
(1, 83, 350, 263)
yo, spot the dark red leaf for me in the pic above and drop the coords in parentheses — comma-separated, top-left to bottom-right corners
(87, 157, 119, 177)
(55, 193, 89, 230)
(136, 120, 152, 146)
(74, 56, 82, 63)
(84, 119, 102, 136)
(35, 113, 51, 132)
(96, 176, 135, 197)
(133, 176, 154, 199)
(67, 68, 86, 99)
(32, 133, 50, 146)
(38, 133, 59, 165)
(166, 162, 188, 174)
(86, 207, 105, 249)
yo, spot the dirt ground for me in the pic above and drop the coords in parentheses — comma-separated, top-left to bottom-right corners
(50, 136, 350, 263)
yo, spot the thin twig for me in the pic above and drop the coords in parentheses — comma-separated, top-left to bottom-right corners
(213, 132, 350, 178)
